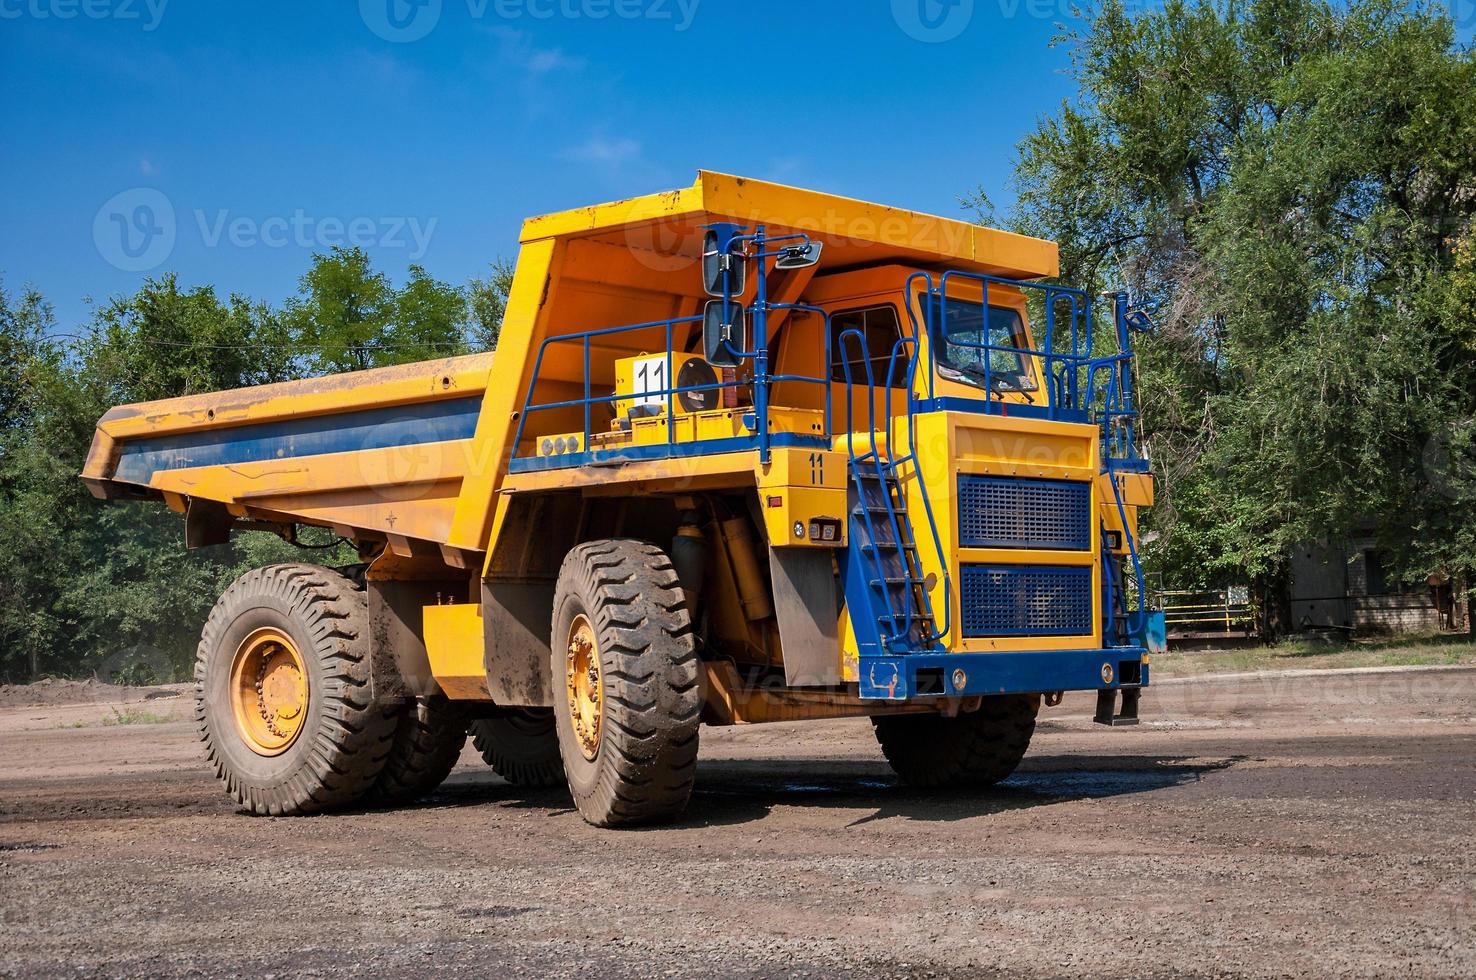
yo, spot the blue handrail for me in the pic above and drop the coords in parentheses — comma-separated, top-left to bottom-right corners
(511, 307, 834, 465)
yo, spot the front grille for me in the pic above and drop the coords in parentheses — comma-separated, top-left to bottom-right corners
(957, 476, 1091, 550)
(959, 564, 1094, 637)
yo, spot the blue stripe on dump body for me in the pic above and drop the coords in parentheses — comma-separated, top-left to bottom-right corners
(113, 395, 484, 485)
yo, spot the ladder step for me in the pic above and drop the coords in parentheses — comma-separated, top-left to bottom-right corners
(861, 542, 916, 555)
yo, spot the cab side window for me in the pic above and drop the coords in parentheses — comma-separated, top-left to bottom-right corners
(830, 305, 908, 387)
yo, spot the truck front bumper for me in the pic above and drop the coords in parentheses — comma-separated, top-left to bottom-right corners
(857, 647, 1149, 701)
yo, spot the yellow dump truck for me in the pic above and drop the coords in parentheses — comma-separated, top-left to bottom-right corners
(83, 173, 1162, 825)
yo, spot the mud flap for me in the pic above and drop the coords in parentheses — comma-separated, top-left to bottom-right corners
(481, 579, 556, 707)
(769, 548, 842, 687)
(1094, 688, 1141, 726)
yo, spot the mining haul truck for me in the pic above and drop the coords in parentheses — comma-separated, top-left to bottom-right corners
(83, 173, 1163, 826)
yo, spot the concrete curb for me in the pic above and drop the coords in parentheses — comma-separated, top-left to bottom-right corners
(1153, 663, 1476, 686)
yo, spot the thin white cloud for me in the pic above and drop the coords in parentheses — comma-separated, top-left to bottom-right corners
(485, 26, 585, 74)
(561, 136, 642, 165)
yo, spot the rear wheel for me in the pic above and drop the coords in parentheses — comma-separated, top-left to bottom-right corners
(550, 540, 701, 827)
(468, 709, 564, 788)
(195, 564, 396, 815)
(371, 696, 468, 804)
(872, 695, 1039, 788)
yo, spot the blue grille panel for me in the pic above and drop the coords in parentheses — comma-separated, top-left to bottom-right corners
(957, 476, 1091, 550)
(960, 564, 1094, 637)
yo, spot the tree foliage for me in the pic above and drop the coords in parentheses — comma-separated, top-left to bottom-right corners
(468, 257, 516, 351)
(1010, 0, 1476, 593)
(283, 246, 473, 374)
(0, 250, 506, 682)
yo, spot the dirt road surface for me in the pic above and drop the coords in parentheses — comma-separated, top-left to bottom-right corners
(2, 667, 1474, 978)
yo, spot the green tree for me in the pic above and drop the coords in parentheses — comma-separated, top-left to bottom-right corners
(1008, 0, 1476, 609)
(0, 250, 486, 680)
(285, 246, 469, 373)
(0, 278, 304, 681)
(0, 282, 63, 678)
(87, 274, 294, 400)
(467, 257, 516, 350)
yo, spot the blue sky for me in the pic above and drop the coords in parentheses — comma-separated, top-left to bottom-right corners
(4, 1, 1096, 328)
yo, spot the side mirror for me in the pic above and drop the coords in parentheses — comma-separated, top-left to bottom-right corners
(773, 240, 823, 270)
(703, 300, 746, 368)
(702, 228, 748, 298)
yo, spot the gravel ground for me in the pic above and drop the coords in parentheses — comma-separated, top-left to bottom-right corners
(2, 667, 1474, 978)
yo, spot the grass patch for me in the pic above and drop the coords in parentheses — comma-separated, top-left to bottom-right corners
(100, 706, 173, 726)
(1152, 632, 1476, 678)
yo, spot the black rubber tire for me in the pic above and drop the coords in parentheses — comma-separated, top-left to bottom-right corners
(872, 695, 1039, 788)
(551, 540, 701, 827)
(468, 709, 564, 788)
(194, 564, 397, 816)
(370, 696, 469, 804)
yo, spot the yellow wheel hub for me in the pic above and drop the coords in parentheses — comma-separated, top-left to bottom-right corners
(230, 627, 308, 757)
(564, 614, 603, 760)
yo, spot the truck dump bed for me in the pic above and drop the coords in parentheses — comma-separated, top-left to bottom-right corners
(82, 353, 494, 554)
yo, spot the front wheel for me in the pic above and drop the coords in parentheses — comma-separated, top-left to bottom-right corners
(872, 695, 1039, 788)
(550, 540, 701, 827)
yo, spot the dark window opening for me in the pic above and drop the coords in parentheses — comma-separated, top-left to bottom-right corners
(830, 305, 908, 387)
(1363, 550, 1388, 596)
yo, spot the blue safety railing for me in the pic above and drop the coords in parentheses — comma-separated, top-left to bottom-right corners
(509, 302, 836, 472)
(905, 272, 1148, 472)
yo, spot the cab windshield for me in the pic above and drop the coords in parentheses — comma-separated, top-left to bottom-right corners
(921, 296, 1037, 395)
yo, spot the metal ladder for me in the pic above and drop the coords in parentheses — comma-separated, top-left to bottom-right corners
(838, 329, 944, 656)
(849, 461, 937, 652)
